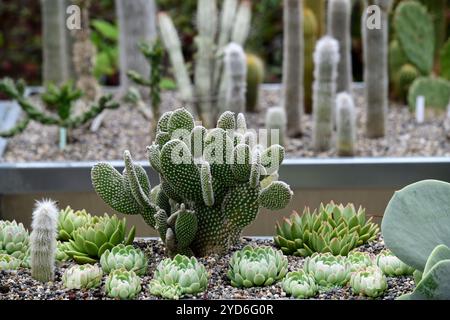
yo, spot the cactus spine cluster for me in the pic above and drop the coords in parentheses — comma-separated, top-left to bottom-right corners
(312, 36, 340, 152)
(223, 43, 247, 114)
(30, 199, 59, 282)
(336, 92, 356, 157)
(91, 108, 293, 257)
(283, 0, 304, 137)
(303, 8, 319, 114)
(266, 107, 287, 147)
(158, 0, 252, 127)
(246, 54, 265, 112)
(328, 0, 353, 93)
(363, 0, 392, 138)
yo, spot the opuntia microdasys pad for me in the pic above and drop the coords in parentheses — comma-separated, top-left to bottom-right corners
(381, 180, 450, 271)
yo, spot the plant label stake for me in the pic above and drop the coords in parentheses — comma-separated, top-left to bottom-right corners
(415, 96, 425, 124)
(59, 127, 67, 150)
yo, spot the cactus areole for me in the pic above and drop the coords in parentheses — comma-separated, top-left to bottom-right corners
(91, 108, 293, 257)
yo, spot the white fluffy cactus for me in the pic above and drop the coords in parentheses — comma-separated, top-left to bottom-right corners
(223, 43, 247, 114)
(363, 0, 393, 138)
(336, 92, 356, 156)
(283, 0, 304, 137)
(328, 0, 353, 93)
(312, 36, 340, 152)
(266, 107, 287, 146)
(30, 199, 58, 282)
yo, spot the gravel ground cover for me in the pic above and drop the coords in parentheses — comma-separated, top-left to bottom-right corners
(0, 237, 414, 300)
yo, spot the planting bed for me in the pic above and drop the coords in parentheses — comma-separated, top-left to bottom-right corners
(0, 237, 414, 301)
(1, 86, 449, 162)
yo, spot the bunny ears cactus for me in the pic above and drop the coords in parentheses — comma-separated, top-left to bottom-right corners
(92, 108, 293, 257)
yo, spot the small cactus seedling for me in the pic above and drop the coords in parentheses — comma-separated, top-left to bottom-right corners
(336, 92, 356, 157)
(30, 199, 59, 282)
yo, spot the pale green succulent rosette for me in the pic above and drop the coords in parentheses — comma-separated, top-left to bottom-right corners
(0, 220, 30, 260)
(347, 251, 374, 272)
(227, 245, 288, 288)
(58, 206, 92, 241)
(62, 264, 103, 290)
(105, 268, 142, 300)
(64, 214, 136, 264)
(149, 254, 208, 299)
(56, 241, 72, 262)
(100, 244, 148, 275)
(376, 250, 415, 276)
(350, 266, 388, 298)
(281, 270, 318, 299)
(0, 253, 21, 270)
(303, 253, 351, 288)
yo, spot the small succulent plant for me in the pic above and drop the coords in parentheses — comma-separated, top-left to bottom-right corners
(275, 202, 379, 257)
(376, 250, 415, 276)
(58, 206, 92, 241)
(281, 270, 318, 299)
(227, 246, 288, 288)
(0, 253, 21, 270)
(100, 244, 148, 276)
(65, 214, 136, 264)
(56, 241, 71, 262)
(349, 266, 388, 298)
(149, 255, 208, 300)
(347, 251, 374, 272)
(105, 268, 142, 300)
(303, 253, 351, 287)
(62, 264, 103, 290)
(0, 220, 30, 260)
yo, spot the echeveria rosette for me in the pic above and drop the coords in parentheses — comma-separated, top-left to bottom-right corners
(347, 251, 374, 272)
(0, 253, 21, 270)
(376, 250, 415, 277)
(350, 266, 388, 298)
(100, 244, 148, 275)
(303, 253, 351, 288)
(57, 206, 92, 241)
(91, 108, 293, 257)
(281, 270, 318, 299)
(62, 264, 103, 290)
(275, 202, 379, 257)
(227, 246, 288, 288)
(105, 268, 142, 300)
(64, 214, 136, 264)
(149, 254, 208, 300)
(0, 220, 30, 260)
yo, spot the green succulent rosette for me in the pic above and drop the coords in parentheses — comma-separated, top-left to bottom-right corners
(58, 206, 92, 241)
(281, 270, 318, 299)
(100, 244, 148, 275)
(62, 264, 103, 290)
(149, 254, 208, 299)
(303, 253, 351, 287)
(227, 245, 288, 288)
(350, 266, 388, 298)
(0, 253, 21, 270)
(0, 220, 30, 260)
(376, 250, 415, 276)
(64, 214, 136, 264)
(347, 251, 374, 272)
(105, 268, 141, 300)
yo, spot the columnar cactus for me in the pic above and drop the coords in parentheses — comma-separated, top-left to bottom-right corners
(223, 43, 247, 114)
(30, 199, 59, 282)
(266, 107, 287, 147)
(336, 92, 356, 157)
(304, 8, 319, 114)
(246, 54, 265, 112)
(283, 0, 304, 137)
(92, 108, 293, 257)
(328, 0, 352, 93)
(312, 36, 340, 152)
(363, 0, 393, 138)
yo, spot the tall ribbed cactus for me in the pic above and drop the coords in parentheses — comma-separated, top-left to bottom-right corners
(91, 108, 293, 257)
(312, 36, 340, 152)
(304, 8, 319, 114)
(246, 54, 265, 112)
(283, 0, 304, 137)
(336, 92, 356, 157)
(30, 200, 58, 282)
(363, 0, 392, 138)
(224, 43, 247, 114)
(266, 107, 287, 147)
(158, 0, 252, 126)
(328, 0, 353, 93)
